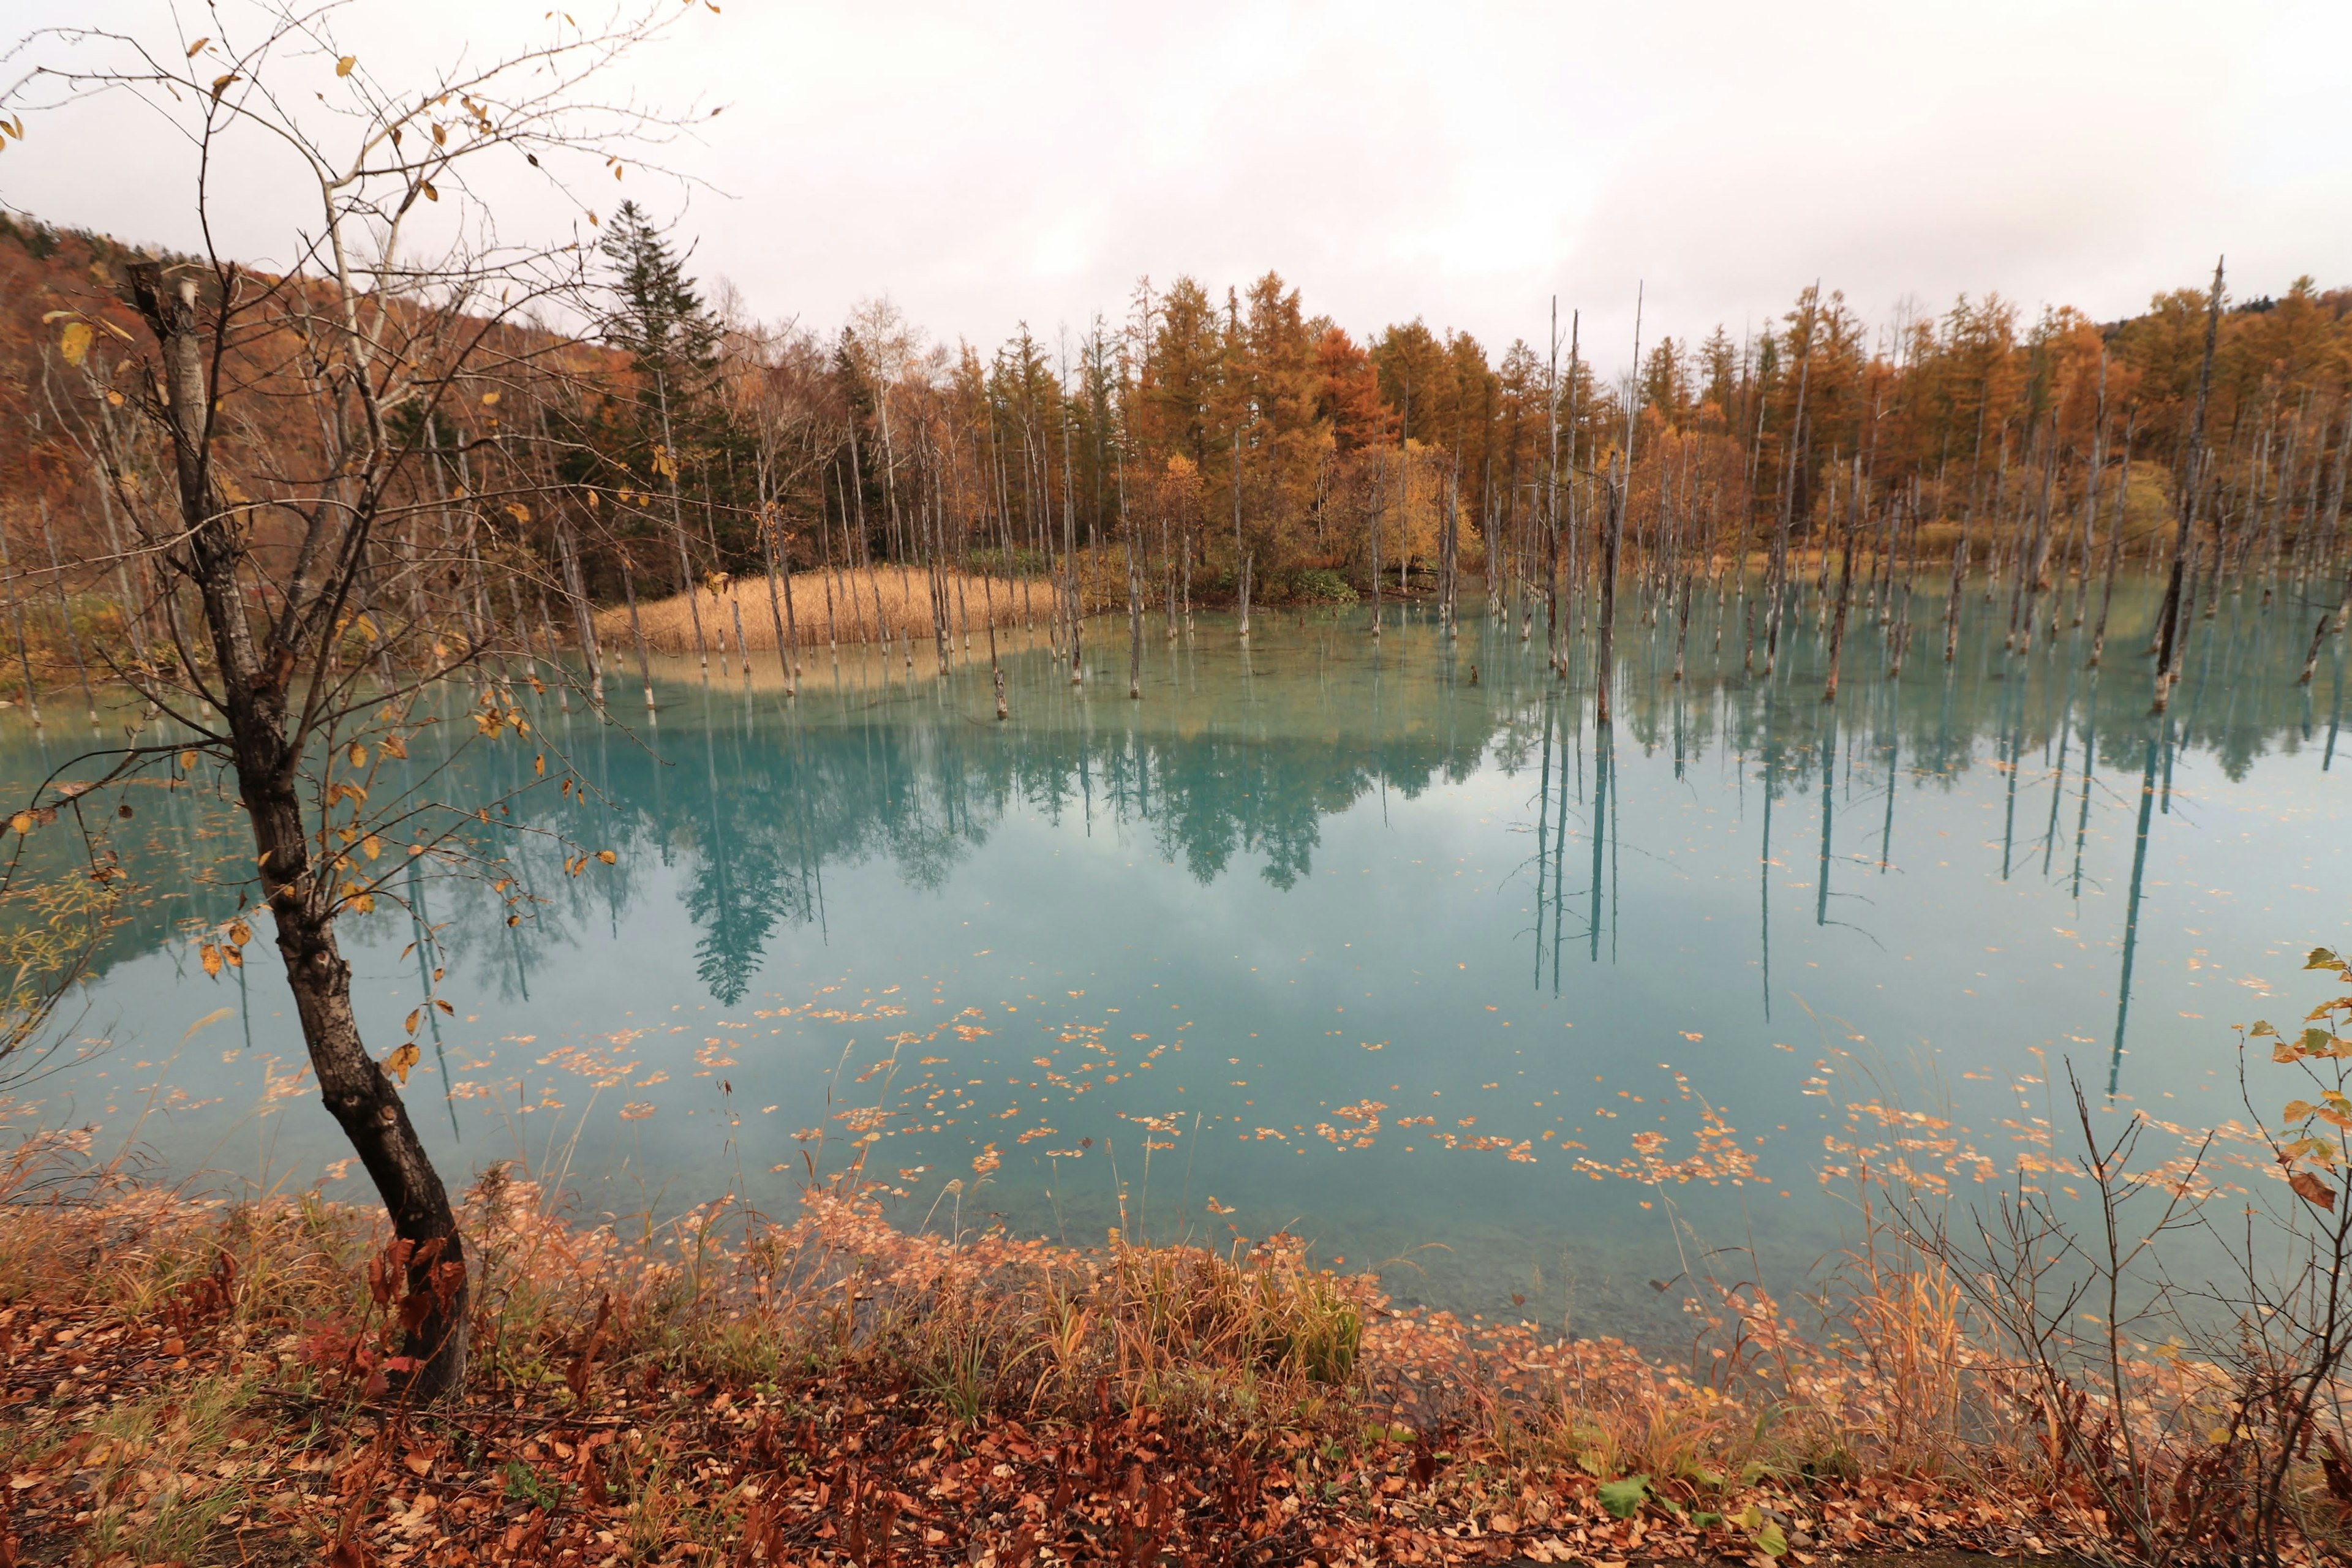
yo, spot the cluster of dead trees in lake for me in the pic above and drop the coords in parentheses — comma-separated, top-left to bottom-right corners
(2, 200, 2348, 723)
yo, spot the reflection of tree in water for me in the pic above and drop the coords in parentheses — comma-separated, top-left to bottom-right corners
(681, 775, 801, 1005)
(19, 575, 2343, 1008)
(555, 677, 1517, 991)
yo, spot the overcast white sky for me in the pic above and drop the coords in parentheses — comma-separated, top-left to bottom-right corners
(5, 0, 2348, 372)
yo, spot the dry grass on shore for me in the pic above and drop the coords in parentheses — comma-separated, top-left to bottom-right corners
(5, 1128, 2340, 1568)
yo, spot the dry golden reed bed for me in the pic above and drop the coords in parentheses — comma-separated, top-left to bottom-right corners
(596, 567, 1064, 655)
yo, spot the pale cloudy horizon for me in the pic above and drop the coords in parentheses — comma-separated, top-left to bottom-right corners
(4, 0, 2347, 372)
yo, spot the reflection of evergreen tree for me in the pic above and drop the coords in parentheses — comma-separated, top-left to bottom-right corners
(45, 581, 2343, 1005)
(678, 714, 816, 1004)
(685, 831, 794, 1005)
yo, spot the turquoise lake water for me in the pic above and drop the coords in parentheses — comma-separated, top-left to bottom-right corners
(9, 575, 2347, 1338)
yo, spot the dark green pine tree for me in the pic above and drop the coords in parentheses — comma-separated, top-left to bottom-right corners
(600, 199, 720, 406)
(597, 200, 756, 576)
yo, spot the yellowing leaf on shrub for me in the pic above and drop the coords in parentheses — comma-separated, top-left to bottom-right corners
(59, 320, 92, 366)
(2290, 1169, 2337, 1212)
(348, 742, 368, 769)
(596, 849, 616, 865)
(200, 943, 222, 978)
(363, 834, 381, 860)
(384, 1041, 420, 1085)
(336, 55, 356, 76)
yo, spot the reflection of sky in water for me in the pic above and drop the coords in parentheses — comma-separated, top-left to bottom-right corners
(10, 578, 2347, 1338)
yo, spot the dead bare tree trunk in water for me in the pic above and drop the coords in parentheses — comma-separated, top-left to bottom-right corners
(1823, 453, 1861, 702)
(1596, 478, 1623, 726)
(1597, 288, 1641, 722)
(554, 516, 603, 697)
(1232, 424, 1251, 640)
(2089, 420, 2136, 668)
(1765, 290, 1816, 677)
(1121, 458, 1142, 699)
(654, 372, 709, 673)
(761, 517, 794, 697)
(2153, 258, 2226, 714)
(2014, 410, 2058, 656)
(1442, 462, 1460, 641)
(1945, 391, 1989, 665)
(1062, 413, 1083, 683)
(1543, 298, 1561, 670)
(1559, 312, 1583, 676)
(2072, 350, 2109, 629)
(620, 553, 657, 711)
(2304, 410, 2352, 685)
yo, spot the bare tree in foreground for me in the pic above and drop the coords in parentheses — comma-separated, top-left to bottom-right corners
(2, 0, 714, 1397)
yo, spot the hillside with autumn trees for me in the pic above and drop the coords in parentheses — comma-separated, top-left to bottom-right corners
(1, 203, 2349, 689)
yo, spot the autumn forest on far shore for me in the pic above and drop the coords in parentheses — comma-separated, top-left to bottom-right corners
(3, 204, 2347, 716)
